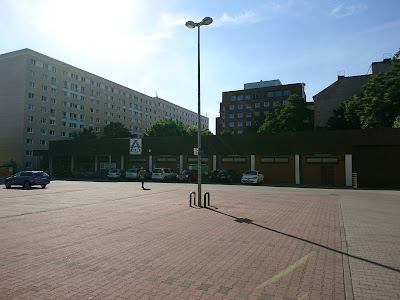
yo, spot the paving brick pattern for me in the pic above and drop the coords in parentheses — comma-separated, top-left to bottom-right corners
(0, 181, 398, 299)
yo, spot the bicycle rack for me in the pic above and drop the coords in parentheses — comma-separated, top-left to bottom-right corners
(189, 191, 196, 207)
(204, 192, 210, 207)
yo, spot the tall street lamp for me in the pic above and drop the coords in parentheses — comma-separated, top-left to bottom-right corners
(185, 16, 213, 207)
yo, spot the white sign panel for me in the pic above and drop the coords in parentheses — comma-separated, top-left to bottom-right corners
(130, 138, 142, 155)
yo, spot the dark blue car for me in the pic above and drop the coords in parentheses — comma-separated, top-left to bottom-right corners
(5, 171, 50, 189)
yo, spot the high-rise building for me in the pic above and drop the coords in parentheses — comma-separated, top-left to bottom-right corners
(216, 80, 306, 135)
(0, 49, 209, 169)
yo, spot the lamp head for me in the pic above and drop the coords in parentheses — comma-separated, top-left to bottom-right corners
(201, 17, 213, 25)
(185, 21, 196, 29)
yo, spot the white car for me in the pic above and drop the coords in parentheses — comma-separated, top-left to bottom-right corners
(107, 169, 125, 179)
(152, 168, 177, 182)
(241, 170, 264, 184)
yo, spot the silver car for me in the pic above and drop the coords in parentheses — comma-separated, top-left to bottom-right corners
(151, 168, 177, 182)
(125, 168, 139, 180)
(107, 169, 125, 180)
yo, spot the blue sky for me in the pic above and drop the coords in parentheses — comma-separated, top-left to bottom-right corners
(0, 0, 399, 133)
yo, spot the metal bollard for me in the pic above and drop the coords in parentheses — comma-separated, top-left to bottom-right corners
(190, 191, 196, 207)
(204, 192, 210, 207)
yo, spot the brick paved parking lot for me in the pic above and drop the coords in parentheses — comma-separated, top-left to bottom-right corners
(0, 181, 399, 299)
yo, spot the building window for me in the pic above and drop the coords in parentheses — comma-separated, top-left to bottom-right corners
(42, 74, 48, 80)
(264, 111, 269, 115)
(255, 102, 261, 108)
(238, 121, 243, 127)
(230, 95, 236, 101)
(246, 121, 252, 126)
(41, 107, 47, 113)
(156, 157, 177, 163)
(229, 105, 235, 110)
(261, 157, 289, 163)
(61, 132, 68, 137)
(264, 101, 270, 107)
(29, 70, 36, 77)
(51, 87, 56, 93)
(30, 59, 36, 65)
(283, 100, 288, 105)
(28, 104, 34, 110)
(50, 120, 56, 125)
(27, 127, 33, 133)
(41, 129, 47, 135)
(28, 116, 34, 122)
(237, 95, 244, 101)
(50, 130, 55, 136)
(229, 122, 234, 127)
(246, 104, 251, 109)
(229, 113, 234, 119)
(42, 85, 48, 91)
(28, 93, 35, 99)
(237, 130, 243, 134)
(26, 162, 33, 168)
(42, 96, 47, 102)
(267, 91, 274, 98)
(238, 104, 243, 109)
(245, 94, 251, 100)
(273, 101, 280, 106)
(246, 112, 251, 118)
(26, 139, 33, 145)
(306, 157, 339, 164)
(28, 82, 35, 88)
(26, 150, 33, 156)
(221, 157, 246, 163)
(51, 98, 56, 104)
(284, 90, 291, 96)
(40, 118, 47, 123)
(237, 113, 243, 118)
(275, 90, 282, 97)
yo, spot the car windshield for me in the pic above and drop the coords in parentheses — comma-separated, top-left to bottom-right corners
(153, 169, 162, 173)
(182, 170, 192, 174)
(109, 169, 118, 173)
(126, 169, 136, 172)
(245, 171, 257, 175)
(219, 170, 229, 175)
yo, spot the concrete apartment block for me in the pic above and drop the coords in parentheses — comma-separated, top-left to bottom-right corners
(0, 49, 209, 169)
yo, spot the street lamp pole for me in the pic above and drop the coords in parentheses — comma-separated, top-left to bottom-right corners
(186, 17, 212, 207)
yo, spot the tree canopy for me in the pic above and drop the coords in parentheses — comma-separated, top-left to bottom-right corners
(257, 94, 312, 134)
(327, 49, 400, 129)
(102, 122, 132, 138)
(146, 118, 213, 137)
(71, 127, 98, 140)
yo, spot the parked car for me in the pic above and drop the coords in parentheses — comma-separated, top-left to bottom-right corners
(126, 168, 152, 180)
(107, 169, 125, 180)
(4, 171, 50, 189)
(208, 170, 219, 182)
(152, 168, 177, 182)
(241, 170, 265, 184)
(176, 169, 198, 182)
(125, 168, 139, 180)
(216, 169, 240, 183)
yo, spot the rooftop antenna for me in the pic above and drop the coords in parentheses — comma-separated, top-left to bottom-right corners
(155, 91, 158, 97)
(337, 70, 345, 77)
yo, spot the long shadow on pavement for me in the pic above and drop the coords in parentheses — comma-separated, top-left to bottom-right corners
(206, 207, 400, 274)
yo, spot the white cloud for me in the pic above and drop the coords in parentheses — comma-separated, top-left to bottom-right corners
(331, 3, 368, 18)
(214, 11, 258, 26)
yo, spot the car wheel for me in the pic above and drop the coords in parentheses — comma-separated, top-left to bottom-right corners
(41, 184, 47, 189)
(23, 181, 31, 189)
(5, 181, 11, 189)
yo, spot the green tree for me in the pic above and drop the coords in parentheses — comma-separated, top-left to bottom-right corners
(186, 126, 213, 136)
(146, 119, 187, 137)
(103, 122, 132, 138)
(393, 116, 400, 128)
(258, 95, 312, 133)
(71, 127, 98, 140)
(327, 49, 400, 129)
(220, 130, 233, 136)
